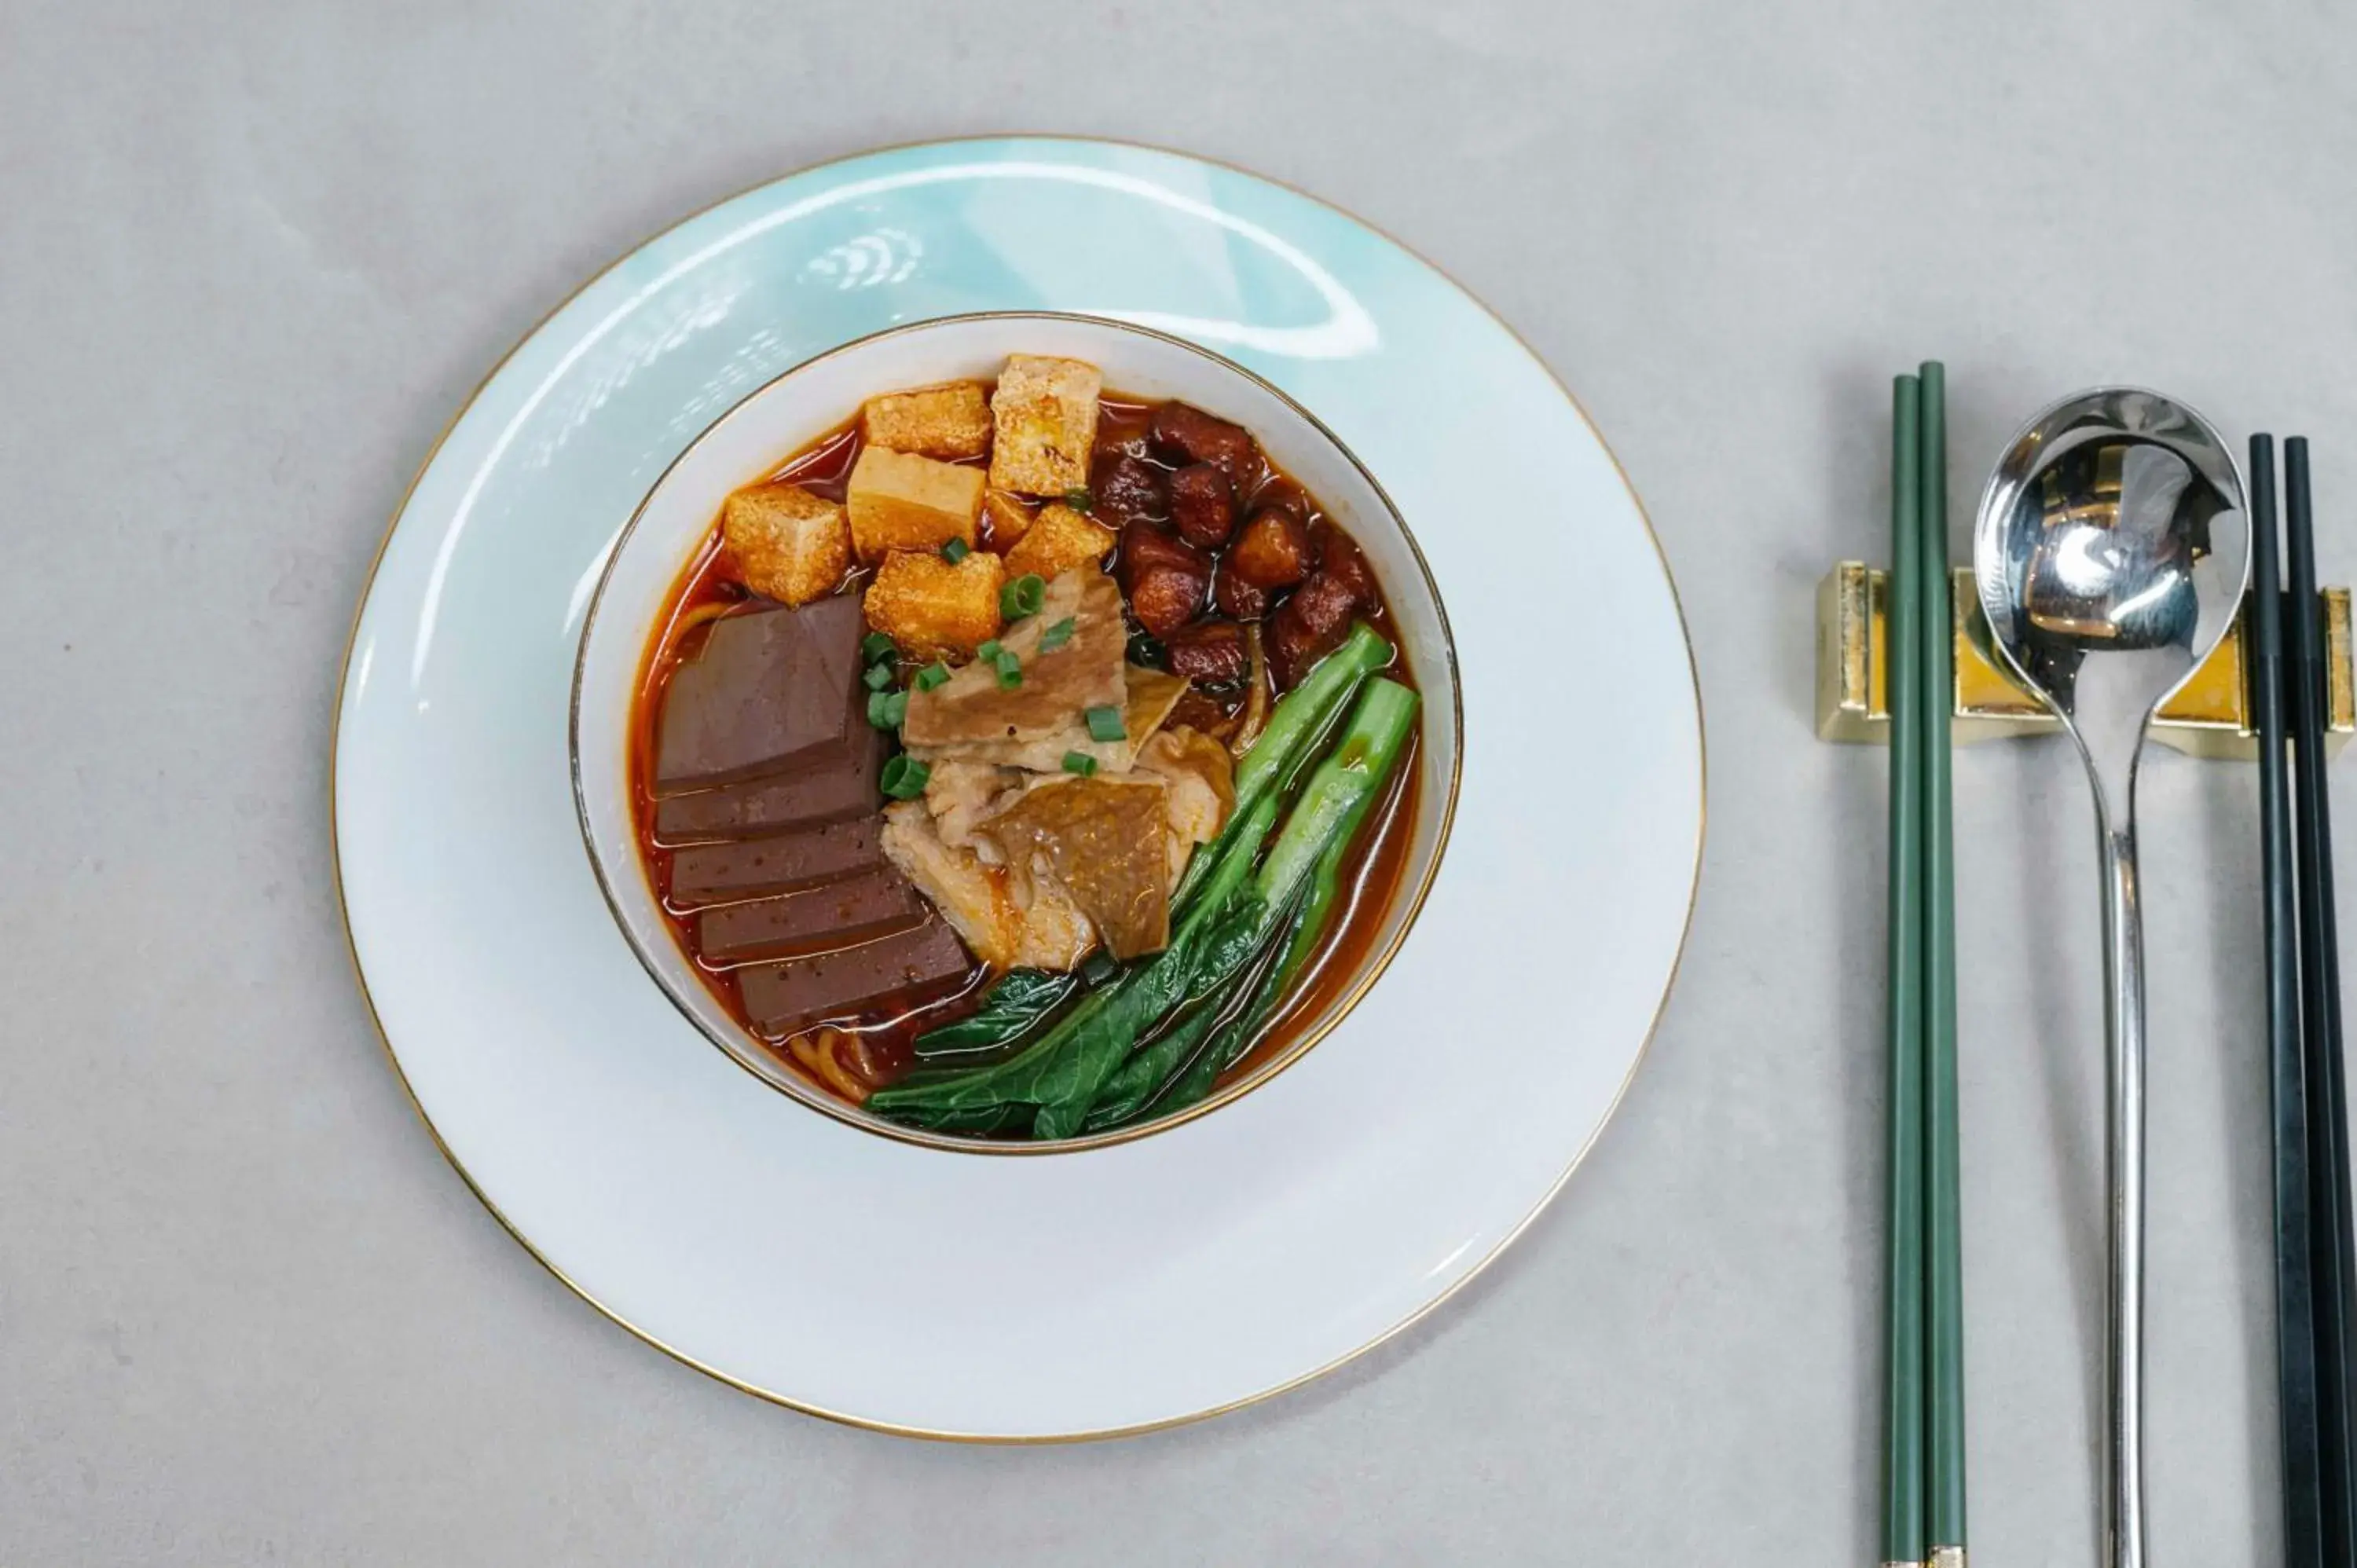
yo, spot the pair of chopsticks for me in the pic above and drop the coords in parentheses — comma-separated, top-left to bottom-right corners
(1883, 365, 1967, 1568)
(2252, 434, 2356, 1568)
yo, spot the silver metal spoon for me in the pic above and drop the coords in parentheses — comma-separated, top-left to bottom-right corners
(1974, 387, 2249, 1568)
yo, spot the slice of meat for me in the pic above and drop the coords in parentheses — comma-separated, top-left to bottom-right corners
(1135, 726, 1235, 853)
(1116, 522, 1214, 639)
(1162, 619, 1248, 685)
(900, 568, 1127, 748)
(907, 665, 1188, 774)
(922, 759, 1027, 852)
(1149, 402, 1263, 489)
(981, 776, 1173, 960)
(651, 724, 884, 843)
(665, 816, 885, 907)
(880, 800, 1095, 970)
(1168, 463, 1237, 549)
(736, 918, 972, 1037)
(653, 595, 865, 793)
(696, 865, 926, 962)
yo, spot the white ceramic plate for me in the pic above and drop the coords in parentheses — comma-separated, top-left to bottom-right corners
(335, 137, 1702, 1439)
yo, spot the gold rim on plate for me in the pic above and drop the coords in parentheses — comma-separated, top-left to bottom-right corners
(328, 133, 1707, 1443)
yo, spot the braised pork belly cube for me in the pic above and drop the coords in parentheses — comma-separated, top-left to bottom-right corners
(1312, 519, 1379, 604)
(1227, 508, 1313, 590)
(862, 548, 1004, 658)
(1091, 452, 1168, 527)
(1117, 524, 1211, 639)
(1161, 619, 1249, 685)
(988, 355, 1102, 496)
(720, 482, 851, 607)
(1149, 401, 1262, 489)
(1002, 502, 1117, 582)
(845, 446, 985, 562)
(860, 381, 992, 460)
(1266, 572, 1362, 689)
(1167, 462, 1237, 549)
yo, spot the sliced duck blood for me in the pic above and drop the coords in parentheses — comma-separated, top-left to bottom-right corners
(652, 595, 866, 793)
(1226, 509, 1313, 591)
(736, 918, 972, 1038)
(665, 815, 889, 907)
(1166, 462, 1237, 549)
(1161, 618, 1249, 685)
(1213, 557, 1268, 620)
(1091, 452, 1168, 527)
(1148, 401, 1262, 489)
(653, 723, 885, 843)
(696, 865, 926, 962)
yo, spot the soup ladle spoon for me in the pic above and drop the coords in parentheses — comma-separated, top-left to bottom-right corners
(1973, 387, 2248, 1568)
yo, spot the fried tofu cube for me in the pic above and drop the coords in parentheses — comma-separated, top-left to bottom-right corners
(845, 446, 985, 563)
(860, 381, 992, 460)
(1002, 501, 1118, 583)
(863, 548, 1005, 658)
(720, 482, 851, 606)
(981, 489, 1036, 554)
(988, 355, 1102, 496)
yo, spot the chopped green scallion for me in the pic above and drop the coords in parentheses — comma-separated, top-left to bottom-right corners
(1039, 617, 1076, 652)
(1084, 705, 1127, 742)
(861, 631, 897, 665)
(941, 537, 971, 564)
(880, 754, 930, 800)
(914, 660, 951, 692)
(977, 639, 1003, 661)
(867, 689, 908, 730)
(863, 662, 897, 692)
(1062, 751, 1098, 776)
(1064, 487, 1094, 513)
(1000, 573, 1047, 620)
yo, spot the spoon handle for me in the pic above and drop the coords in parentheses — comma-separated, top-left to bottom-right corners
(2098, 820, 2149, 1568)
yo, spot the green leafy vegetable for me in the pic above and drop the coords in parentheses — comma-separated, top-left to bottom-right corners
(911, 969, 1077, 1061)
(879, 754, 930, 800)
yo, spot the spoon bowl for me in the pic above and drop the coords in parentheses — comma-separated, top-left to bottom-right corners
(1972, 387, 2248, 1568)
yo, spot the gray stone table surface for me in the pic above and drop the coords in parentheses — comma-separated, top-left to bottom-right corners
(7, 2, 2355, 1562)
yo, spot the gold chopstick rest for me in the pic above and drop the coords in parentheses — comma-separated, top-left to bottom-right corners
(1816, 562, 2355, 758)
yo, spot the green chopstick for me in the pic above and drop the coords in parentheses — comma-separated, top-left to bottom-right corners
(1882, 373, 1928, 1568)
(1917, 361, 1967, 1566)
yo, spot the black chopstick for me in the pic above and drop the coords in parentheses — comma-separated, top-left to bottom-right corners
(2284, 435, 2357, 1560)
(2253, 434, 2325, 1566)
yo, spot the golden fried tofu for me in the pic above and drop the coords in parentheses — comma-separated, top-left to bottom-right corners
(982, 489, 1036, 554)
(863, 548, 1005, 658)
(720, 482, 851, 606)
(988, 355, 1101, 496)
(846, 446, 985, 563)
(1002, 502, 1117, 582)
(860, 381, 992, 460)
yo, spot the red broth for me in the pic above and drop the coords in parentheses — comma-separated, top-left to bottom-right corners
(629, 389, 1423, 1123)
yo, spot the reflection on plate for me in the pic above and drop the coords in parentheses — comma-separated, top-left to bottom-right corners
(337, 137, 1699, 1439)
